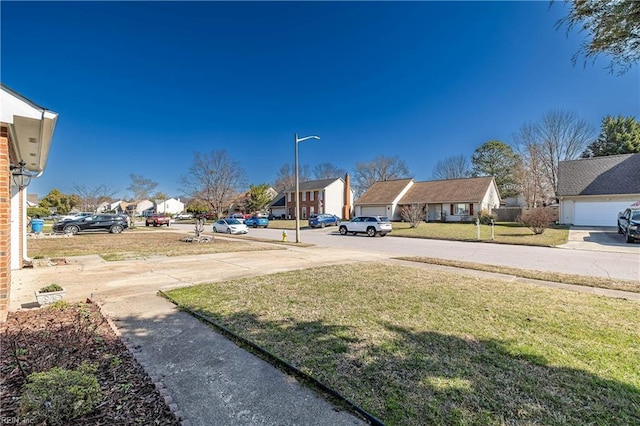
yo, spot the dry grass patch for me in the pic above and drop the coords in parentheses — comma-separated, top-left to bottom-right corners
(166, 263, 640, 425)
(397, 256, 640, 294)
(28, 231, 281, 261)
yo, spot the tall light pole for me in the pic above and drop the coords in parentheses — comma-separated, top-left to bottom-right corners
(295, 133, 320, 243)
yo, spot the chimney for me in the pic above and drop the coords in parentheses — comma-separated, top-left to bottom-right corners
(342, 173, 351, 220)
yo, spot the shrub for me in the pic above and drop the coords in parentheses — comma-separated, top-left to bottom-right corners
(39, 283, 64, 293)
(518, 208, 555, 235)
(477, 209, 497, 225)
(400, 203, 426, 228)
(20, 363, 102, 425)
(27, 207, 51, 219)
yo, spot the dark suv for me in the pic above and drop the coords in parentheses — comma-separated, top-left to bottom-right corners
(52, 214, 128, 235)
(618, 208, 640, 243)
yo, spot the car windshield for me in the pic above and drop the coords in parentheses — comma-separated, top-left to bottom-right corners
(631, 212, 640, 221)
(226, 219, 241, 225)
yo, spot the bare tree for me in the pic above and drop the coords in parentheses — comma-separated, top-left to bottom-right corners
(512, 110, 594, 200)
(512, 124, 554, 207)
(431, 154, 472, 180)
(537, 110, 594, 195)
(178, 150, 246, 219)
(400, 204, 426, 228)
(312, 162, 346, 180)
(273, 163, 310, 192)
(353, 155, 410, 197)
(127, 174, 158, 201)
(72, 184, 117, 212)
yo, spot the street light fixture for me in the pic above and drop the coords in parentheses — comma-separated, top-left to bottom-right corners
(294, 133, 320, 243)
(10, 160, 33, 188)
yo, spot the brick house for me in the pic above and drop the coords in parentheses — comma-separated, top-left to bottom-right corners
(284, 174, 354, 220)
(1, 84, 58, 321)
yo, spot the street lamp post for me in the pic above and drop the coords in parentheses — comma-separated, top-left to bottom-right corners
(294, 133, 320, 243)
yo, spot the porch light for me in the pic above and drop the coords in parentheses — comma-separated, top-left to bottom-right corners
(10, 160, 33, 188)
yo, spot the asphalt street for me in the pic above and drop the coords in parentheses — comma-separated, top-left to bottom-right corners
(169, 223, 640, 282)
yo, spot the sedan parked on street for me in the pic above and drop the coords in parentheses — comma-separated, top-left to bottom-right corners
(244, 216, 269, 228)
(338, 216, 392, 237)
(309, 213, 340, 228)
(52, 214, 128, 235)
(213, 218, 249, 234)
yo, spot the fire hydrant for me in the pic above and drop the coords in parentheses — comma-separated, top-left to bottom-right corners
(282, 230, 287, 242)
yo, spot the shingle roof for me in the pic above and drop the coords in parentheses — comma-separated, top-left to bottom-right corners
(399, 176, 496, 204)
(557, 153, 640, 196)
(355, 178, 414, 204)
(285, 178, 342, 192)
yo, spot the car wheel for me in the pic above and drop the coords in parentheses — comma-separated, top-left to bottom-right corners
(320, 222, 326, 228)
(227, 228, 232, 234)
(64, 225, 79, 235)
(213, 227, 218, 233)
(366, 227, 376, 237)
(626, 230, 634, 243)
(339, 226, 348, 235)
(253, 223, 258, 228)
(110, 224, 123, 234)
(145, 222, 150, 227)
(380, 232, 387, 237)
(618, 226, 623, 235)
(166, 222, 171, 227)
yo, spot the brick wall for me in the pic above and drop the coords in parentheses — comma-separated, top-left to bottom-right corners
(0, 130, 11, 322)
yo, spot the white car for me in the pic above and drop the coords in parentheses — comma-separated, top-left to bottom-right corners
(174, 213, 193, 220)
(338, 216, 392, 237)
(213, 218, 249, 234)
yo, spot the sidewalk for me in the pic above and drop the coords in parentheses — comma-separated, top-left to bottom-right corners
(10, 246, 384, 425)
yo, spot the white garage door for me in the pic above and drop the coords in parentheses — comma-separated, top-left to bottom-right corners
(360, 206, 387, 217)
(574, 201, 634, 227)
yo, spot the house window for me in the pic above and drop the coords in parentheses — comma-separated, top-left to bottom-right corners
(319, 191, 323, 201)
(454, 204, 469, 215)
(288, 193, 292, 202)
(310, 191, 314, 201)
(302, 192, 307, 201)
(310, 206, 315, 215)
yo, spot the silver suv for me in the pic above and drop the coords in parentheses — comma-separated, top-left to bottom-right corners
(339, 216, 392, 237)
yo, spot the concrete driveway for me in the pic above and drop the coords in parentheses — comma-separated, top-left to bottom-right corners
(558, 226, 640, 254)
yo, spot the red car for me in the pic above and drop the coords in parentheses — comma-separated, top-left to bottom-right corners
(145, 214, 171, 227)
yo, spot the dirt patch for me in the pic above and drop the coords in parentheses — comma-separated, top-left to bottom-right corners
(0, 302, 180, 425)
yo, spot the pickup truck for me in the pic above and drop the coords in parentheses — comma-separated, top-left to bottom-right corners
(145, 214, 171, 227)
(617, 208, 640, 243)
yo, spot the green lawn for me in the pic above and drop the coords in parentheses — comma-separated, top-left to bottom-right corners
(392, 221, 569, 246)
(165, 263, 640, 425)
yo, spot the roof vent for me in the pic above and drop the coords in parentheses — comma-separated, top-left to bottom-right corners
(29, 137, 37, 143)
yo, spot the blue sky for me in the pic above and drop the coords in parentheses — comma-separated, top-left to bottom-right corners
(2, 1, 638, 200)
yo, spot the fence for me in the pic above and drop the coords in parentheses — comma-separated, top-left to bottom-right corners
(493, 206, 559, 223)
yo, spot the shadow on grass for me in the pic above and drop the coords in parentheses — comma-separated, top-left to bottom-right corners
(179, 308, 640, 426)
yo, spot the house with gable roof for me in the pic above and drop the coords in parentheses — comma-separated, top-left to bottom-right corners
(557, 153, 640, 227)
(283, 175, 353, 220)
(355, 176, 501, 222)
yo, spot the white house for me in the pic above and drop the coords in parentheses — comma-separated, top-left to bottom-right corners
(558, 153, 640, 227)
(135, 200, 154, 216)
(355, 176, 501, 222)
(155, 198, 185, 215)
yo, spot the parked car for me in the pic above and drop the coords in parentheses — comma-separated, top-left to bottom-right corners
(339, 216, 392, 237)
(174, 213, 193, 220)
(195, 211, 217, 220)
(213, 218, 248, 234)
(52, 214, 128, 235)
(227, 213, 246, 222)
(244, 215, 269, 228)
(309, 213, 340, 228)
(58, 212, 93, 222)
(618, 208, 640, 243)
(145, 214, 171, 227)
